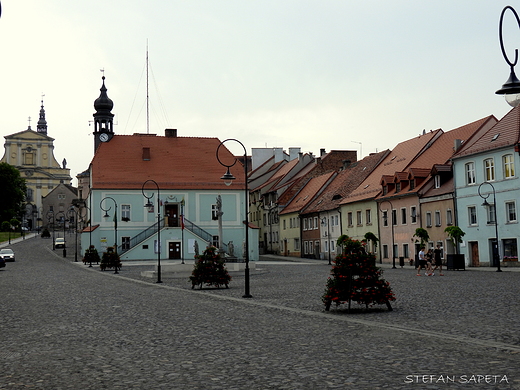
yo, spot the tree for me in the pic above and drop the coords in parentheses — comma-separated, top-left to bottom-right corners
(413, 228, 430, 247)
(444, 226, 465, 255)
(0, 163, 26, 223)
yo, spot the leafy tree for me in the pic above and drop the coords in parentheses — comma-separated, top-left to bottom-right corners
(0, 163, 26, 223)
(413, 227, 430, 247)
(444, 226, 465, 255)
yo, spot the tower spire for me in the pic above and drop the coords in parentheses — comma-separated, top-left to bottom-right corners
(37, 95, 48, 134)
(93, 73, 115, 152)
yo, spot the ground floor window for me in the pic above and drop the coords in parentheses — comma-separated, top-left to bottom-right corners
(383, 245, 389, 259)
(403, 243, 409, 258)
(212, 235, 219, 248)
(503, 238, 518, 260)
(122, 237, 130, 251)
(294, 238, 300, 252)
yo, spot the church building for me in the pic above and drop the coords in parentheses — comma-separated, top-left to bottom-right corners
(1, 100, 72, 229)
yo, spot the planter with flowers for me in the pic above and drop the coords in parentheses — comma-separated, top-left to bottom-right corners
(503, 256, 519, 267)
(190, 246, 231, 289)
(323, 236, 395, 312)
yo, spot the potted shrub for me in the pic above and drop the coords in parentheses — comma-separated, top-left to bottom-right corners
(444, 226, 466, 270)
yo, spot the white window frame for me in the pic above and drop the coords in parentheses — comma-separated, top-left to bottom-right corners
(366, 209, 372, 225)
(484, 158, 495, 181)
(503, 154, 515, 179)
(411, 206, 417, 224)
(121, 204, 131, 221)
(434, 174, 441, 189)
(401, 208, 407, 225)
(446, 209, 453, 226)
(468, 206, 477, 226)
(465, 162, 476, 185)
(435, 210, 441, 227)
(506, 201, 517, 223)
(426, 211, 432, 228)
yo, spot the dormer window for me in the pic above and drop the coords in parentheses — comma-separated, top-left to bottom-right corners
(409, 179, 415, 190)
(395, 182, 401, 193)
(434, 174, 441, 189)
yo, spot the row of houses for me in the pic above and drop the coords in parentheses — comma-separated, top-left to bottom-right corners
(10, 77, 517, 268)
(251, 106, 520, 267)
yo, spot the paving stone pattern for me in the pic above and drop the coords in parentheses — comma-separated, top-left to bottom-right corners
(1, 237, 519, 389)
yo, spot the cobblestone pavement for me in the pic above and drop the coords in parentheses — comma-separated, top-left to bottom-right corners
(1, 237, 519, 389)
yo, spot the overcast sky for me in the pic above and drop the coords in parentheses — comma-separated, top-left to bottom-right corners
(1, 1, 517, 183)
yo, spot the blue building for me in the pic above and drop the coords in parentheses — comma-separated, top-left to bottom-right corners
(452, 107, 519, 267)
(79, 77, 258, 262)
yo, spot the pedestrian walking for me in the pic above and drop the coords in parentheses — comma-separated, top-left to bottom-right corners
(416, 246, 431, 276)
(431, 244, 444, 276)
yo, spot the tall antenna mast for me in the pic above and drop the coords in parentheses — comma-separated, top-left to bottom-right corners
(146, 41, 150, 134)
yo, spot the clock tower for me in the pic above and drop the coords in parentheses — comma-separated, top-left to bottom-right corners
(93, 76, 114, 153)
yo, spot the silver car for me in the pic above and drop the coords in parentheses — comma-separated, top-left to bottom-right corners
(0, 248, 15, 262)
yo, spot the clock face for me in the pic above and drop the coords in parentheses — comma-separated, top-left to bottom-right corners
(99, 133, 110, 142)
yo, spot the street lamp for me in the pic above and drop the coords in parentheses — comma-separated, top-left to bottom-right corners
(379, 199, 396, 268)
(216, 139, 252, 298)
(47, 210, 55, 250)
(55, 212, 67, 258)
(478, 182, 501, 272)
(142, 180, 162, 284)
(100, 196, 118, 254)
(496, 6, 520, 107)
(68, 206, 79, 262)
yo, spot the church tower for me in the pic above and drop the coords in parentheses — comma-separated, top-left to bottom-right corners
(93, 76, 114, 152)
(37, 99, 47, 134)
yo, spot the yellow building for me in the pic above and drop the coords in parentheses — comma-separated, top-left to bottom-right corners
(1, 101, 71, 228)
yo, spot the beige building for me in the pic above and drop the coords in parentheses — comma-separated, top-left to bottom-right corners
(1, 101, 72, 228)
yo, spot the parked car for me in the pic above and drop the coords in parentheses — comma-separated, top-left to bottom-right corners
(55, 238, 66, 248)
(0, 248, 15, 262)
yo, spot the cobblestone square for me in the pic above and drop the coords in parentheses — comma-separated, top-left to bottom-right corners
(1, 237, 519, 389)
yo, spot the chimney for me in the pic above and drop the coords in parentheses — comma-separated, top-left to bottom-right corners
(320, 148, 326, 156)
(454, 139, 462, 152)
(165, 128, 177, 137)
(289, 147, 301, 161)
(274, 147, 284, 163)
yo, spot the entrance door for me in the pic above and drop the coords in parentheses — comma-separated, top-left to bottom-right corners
(470, 242, 479, 267)
(169, 242, 181, 259)
(165, 204, 179, 227)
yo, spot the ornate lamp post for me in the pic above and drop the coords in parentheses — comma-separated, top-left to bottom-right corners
(496, 6, 520, 107)
(379, 199, 396, 268)
(142, 180, 162, 283)
(216, 139, 252, 298)
(478, 182, 501, 272)
(100, 197, 118, 254)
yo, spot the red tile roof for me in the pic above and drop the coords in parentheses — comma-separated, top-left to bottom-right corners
(91, 134, 246, 190)
(280, 172, 336, 215)
(302, 150, 390, 214)
(453, 108, 516, 158)
(341, 131, 440, 204)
